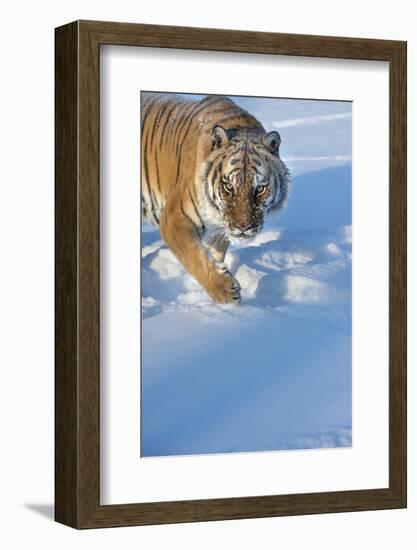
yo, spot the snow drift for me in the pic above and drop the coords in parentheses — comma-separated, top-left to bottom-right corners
(141, 165, 352, 457)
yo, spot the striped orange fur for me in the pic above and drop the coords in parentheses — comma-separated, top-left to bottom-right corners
(141, 92, 291, 304)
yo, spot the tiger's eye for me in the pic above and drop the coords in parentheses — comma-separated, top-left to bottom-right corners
(257, 184, 269, 196)
(222, 180, 233, 194)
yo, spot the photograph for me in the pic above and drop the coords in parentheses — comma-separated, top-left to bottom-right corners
(0, 0, 410, 540)
(140, 91, 352, 457)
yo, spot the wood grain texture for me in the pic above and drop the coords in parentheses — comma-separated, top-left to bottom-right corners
(55, 21, 79, 527)
(55, 20, 407, 529)
(388, 41, 407, 504)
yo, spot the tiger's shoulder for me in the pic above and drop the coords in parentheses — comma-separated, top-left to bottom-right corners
(140, 93, 266, 228)
(141, 92, 262, 133)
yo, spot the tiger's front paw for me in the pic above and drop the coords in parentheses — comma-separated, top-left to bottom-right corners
(207, 269, 241, 305)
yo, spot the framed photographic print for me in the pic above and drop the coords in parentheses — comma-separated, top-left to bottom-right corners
(55, 20, 407, 528)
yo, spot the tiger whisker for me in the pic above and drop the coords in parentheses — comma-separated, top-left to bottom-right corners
(204, 226, 227, 244)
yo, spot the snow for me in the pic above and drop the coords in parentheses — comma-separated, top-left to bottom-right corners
(141, 96, 352, 457)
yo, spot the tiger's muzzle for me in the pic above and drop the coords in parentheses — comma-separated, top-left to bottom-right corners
(229, 222, 262, 239)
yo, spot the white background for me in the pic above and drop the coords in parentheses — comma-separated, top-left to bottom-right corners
(101, 47, 389, 503)
(0, 0, 415, 548)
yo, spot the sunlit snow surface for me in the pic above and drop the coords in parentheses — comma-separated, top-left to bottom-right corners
(141, 96, 352, 457)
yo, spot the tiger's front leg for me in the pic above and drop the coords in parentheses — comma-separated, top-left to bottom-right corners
(160, 203, 240, 304)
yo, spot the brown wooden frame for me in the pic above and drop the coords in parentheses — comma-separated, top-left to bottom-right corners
(55, 20, 407, 529)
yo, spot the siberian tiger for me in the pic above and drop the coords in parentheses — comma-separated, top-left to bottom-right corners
(141, 92, 291, 304)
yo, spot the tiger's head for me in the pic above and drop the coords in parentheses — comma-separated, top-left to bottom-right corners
(202, 125, 291, 241)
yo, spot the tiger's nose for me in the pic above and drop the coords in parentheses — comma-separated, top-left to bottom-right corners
(231, 223, 259, 237)
(235, 223, 254, 232)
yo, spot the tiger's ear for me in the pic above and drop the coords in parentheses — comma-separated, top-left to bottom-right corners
(263, 131, 281, 155)
(212, 125, 229, 149)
